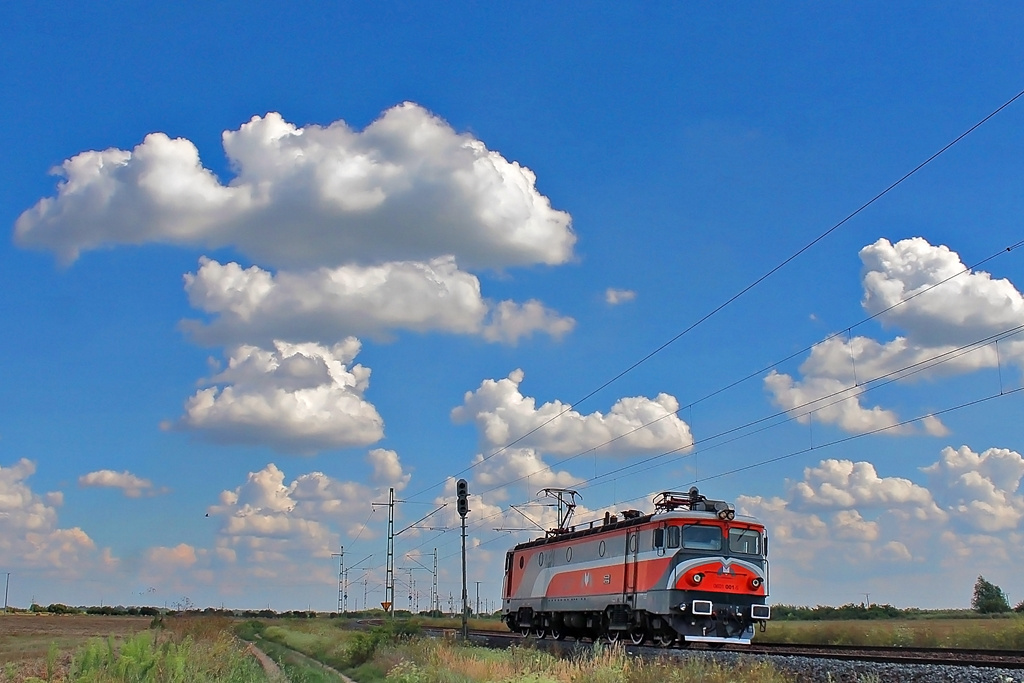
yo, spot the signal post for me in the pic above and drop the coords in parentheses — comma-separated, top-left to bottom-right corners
(456, 478, 469, 641)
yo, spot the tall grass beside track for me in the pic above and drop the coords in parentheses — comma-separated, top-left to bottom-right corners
(373, 639, 792, 683)
(248, 615, 1024, 683)
(246, 619, 793, 683)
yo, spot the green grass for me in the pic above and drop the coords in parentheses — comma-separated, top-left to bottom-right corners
(366, 639, 793, 683)
(241, 619, 794, 683)
(243, 619, 353, 671)
(759, 616, 1024, 649)
(1, 616, 263, 683)
(64, 628, 264, 682)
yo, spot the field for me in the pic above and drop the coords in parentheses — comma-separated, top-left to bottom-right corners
(0, 614, 152, 676)
(0, 613, 263, 682)
(760, 616, 1024, 649)
(4, 613, 1023, 683)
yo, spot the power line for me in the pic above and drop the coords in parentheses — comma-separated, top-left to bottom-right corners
(405, 87, 1024, 502)
(697, 386, 1024, 485)
(398, 318, 1024, 561)
(455, 385, 1024, 564)
(369, 93, 1024, 596)
(561, 322, 1024, 495)
(468, 240, 1024, 499)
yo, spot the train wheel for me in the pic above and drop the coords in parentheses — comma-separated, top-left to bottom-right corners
(550, 625, 566, 641)
(629, 629, 645, 645)
(655, 633, 675, 647)
(520, 626, 531, 637)
(604, 630, 620, 644)
(536, 627, 547, 639)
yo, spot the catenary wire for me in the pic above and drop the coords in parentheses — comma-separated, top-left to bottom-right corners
(398, 320, 1024, 560)
(405, 88, 1024, 502)
(470, 240, 1024, 498)
(454, 385, 1024, 565)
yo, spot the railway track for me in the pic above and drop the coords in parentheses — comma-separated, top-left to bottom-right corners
(459, 629, 1024, 670)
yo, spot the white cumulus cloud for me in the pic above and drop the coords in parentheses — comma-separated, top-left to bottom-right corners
(1, 458, 110, 574)
(78, 469, 166, 498)
(207, 455, 410, 572)
(181, 256, 573, 346)
(15, 104, 575, 270)
(739, 445, 1024, 603)
(921, 445, 1024, 532)
(452, 369, 693, 455)
(766, 237, 1024, 435)
(789, 459, 945, 520)
(449, 370, 693, 530)
(170, 338, 383, 454)
(861, 237, 1024, 346)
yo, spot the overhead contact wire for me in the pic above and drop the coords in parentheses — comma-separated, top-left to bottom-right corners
(405, 88, 1024, 502)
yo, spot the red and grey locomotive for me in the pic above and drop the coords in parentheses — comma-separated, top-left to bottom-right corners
(501, 487, 770, 645)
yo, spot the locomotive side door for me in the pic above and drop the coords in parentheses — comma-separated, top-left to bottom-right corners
(622, 529, 639, 603)
(503, 551, 514, 599)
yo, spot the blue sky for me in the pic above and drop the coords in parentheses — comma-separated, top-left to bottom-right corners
(3, 2, 1024, 612)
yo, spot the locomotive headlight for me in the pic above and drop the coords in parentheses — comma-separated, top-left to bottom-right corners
(690, 572, 704, 585)
(750, 577, 763, 589)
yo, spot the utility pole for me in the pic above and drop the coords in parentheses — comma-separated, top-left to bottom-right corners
(3, 573, 9, 614)
(433, 548, 438, 614)
(475, 581, 481, 616)
(343, 568, 349, 613)
(331, 549, 344, 614)
(372, 488, 397, 618)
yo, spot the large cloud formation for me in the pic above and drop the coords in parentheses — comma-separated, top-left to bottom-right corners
(116, 454, 410, 600)
(17, 104, 578, 453)
(453, 369, 693, 455)
(181, 256, 573, 346)
(204, 453, 409, 580)
(1, 459, 112, 575)
(14, 104, 575, 270)
(452, 369, 693, 502)
(170, 339, 383, 453)
(738, 445, 1024, 605)
(766, 237, 1024, 435)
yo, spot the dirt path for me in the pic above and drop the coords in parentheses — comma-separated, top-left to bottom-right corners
(247, 639, 358, 683)
(246, 642, 289, 682)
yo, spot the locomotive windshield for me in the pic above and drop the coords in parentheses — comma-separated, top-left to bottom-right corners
(681, 524, 722, 550)
(728, 527, 762, 555)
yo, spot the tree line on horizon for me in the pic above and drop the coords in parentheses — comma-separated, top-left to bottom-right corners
(6, 577, 1020, 620)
